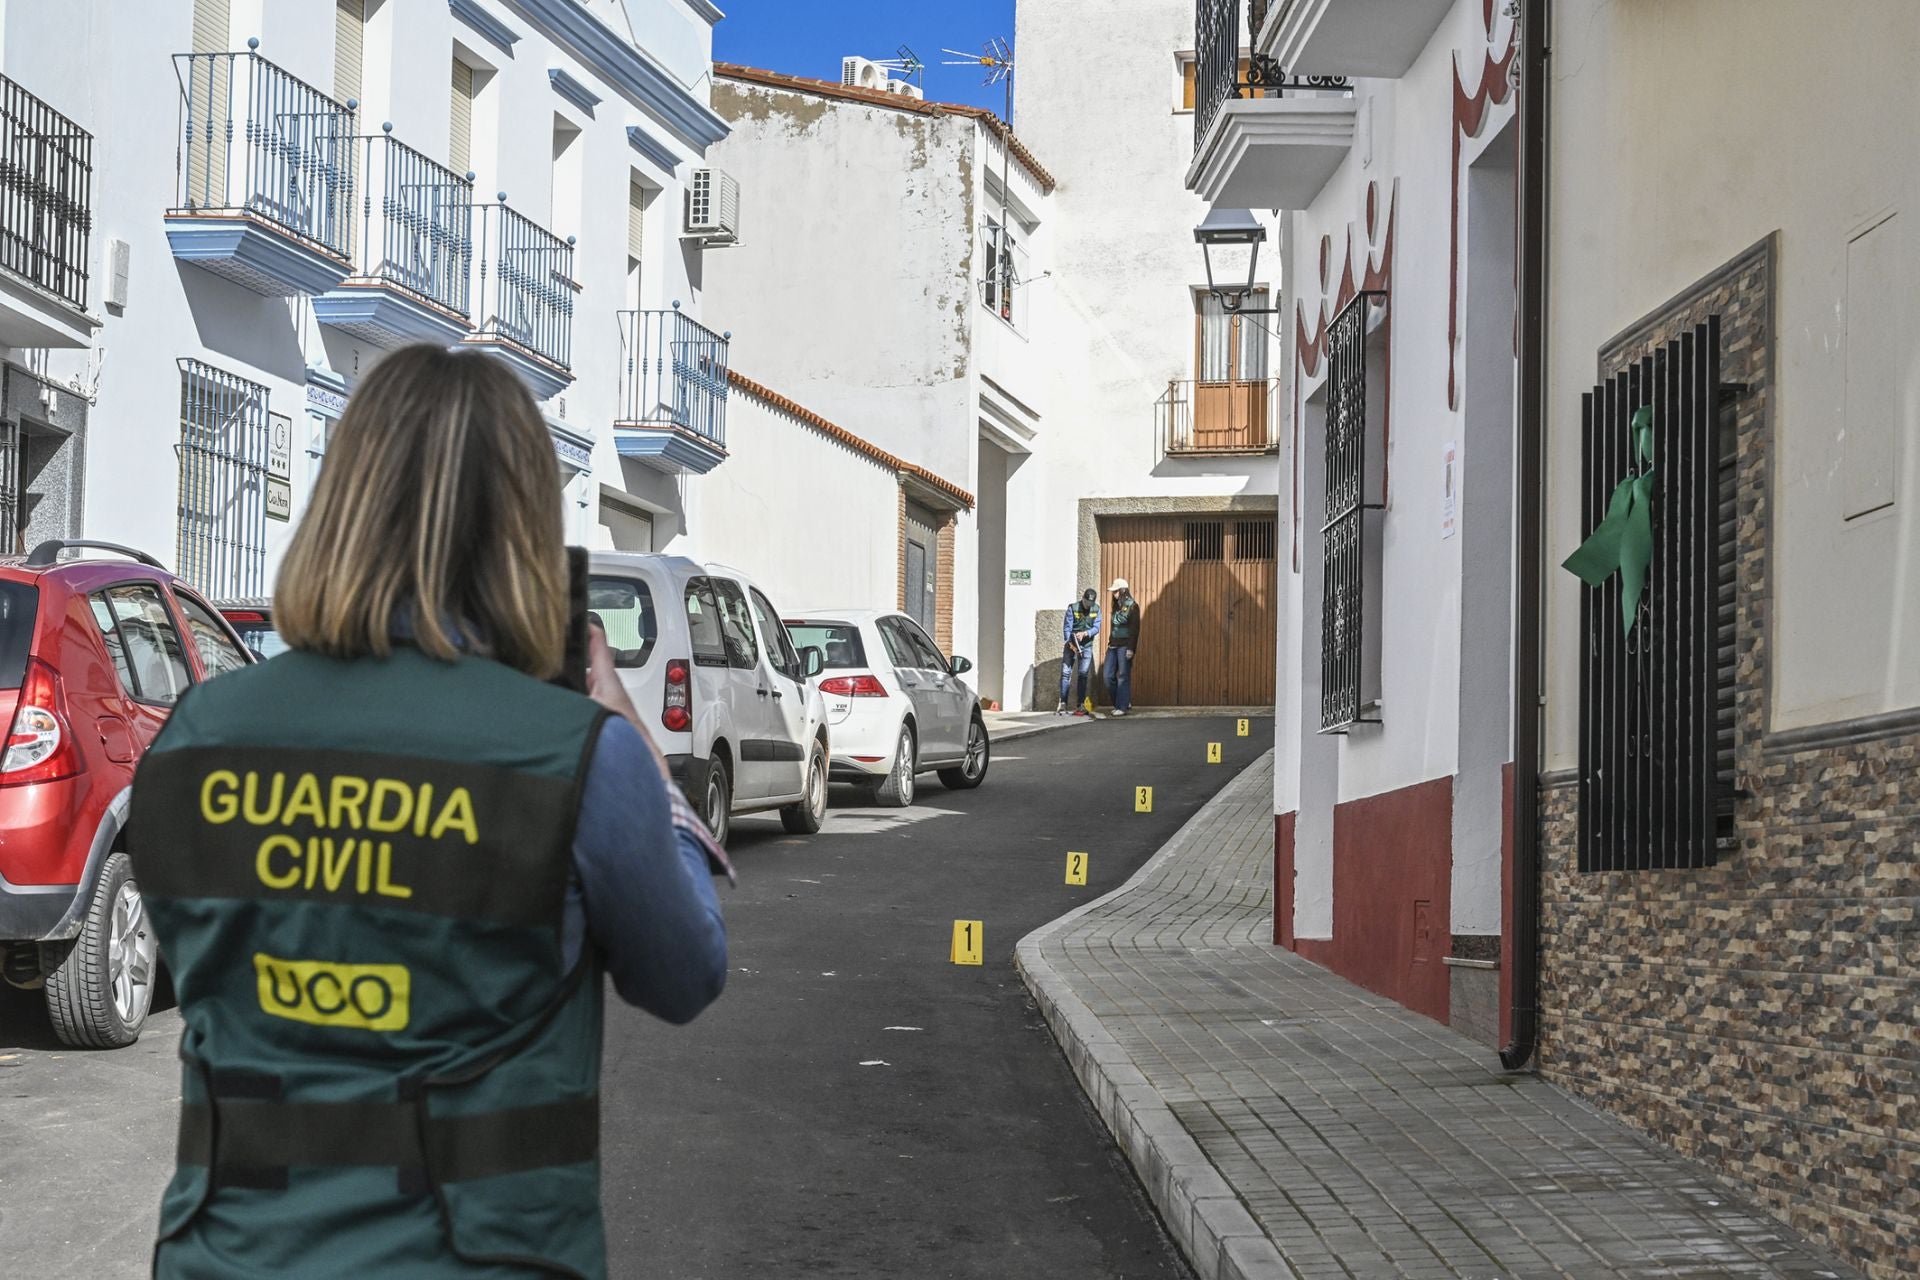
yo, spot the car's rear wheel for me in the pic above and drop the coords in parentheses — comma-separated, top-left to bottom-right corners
(939, 715, 991, 791)
(703, 755, 733, 848)
(873, 723, 916, 807)
(45, 852, 155, 1049)
(781, 739, 829, 834)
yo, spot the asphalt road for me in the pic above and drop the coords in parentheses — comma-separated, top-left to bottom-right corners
(602, 712, 1272, 1280)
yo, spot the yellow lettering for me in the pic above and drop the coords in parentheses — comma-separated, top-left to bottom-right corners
(374, 842, 412, 900)
(329, 776, 370, 830)
(200, 770, 240, 823)
(252, 952, 410, 1032)
(243, 772, 285, 825)
(356, 838, 372, 895)
(256, 834, 302, 890)
(430, 788, 478, 845)
(413, 783, 434, 837)
(282, 773, 326, 826)
(369, 779, 413, 833)
(314, 837, 356, 892)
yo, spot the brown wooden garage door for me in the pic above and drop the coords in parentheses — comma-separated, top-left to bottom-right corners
(1098, 515, 1276, 707)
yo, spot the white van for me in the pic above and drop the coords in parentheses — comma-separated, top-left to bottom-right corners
(587, 554, 829, 845)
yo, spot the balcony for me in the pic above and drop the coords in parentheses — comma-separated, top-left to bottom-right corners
(464, 197, 576, 399)
(0, 75, 96, 347)
(312, 128, 475, 348)
(1259, 0, 1457, 80)
(1159, 379, 1277, 455)
(1187, 0, 1354, 208)
(167, 43, 356, 297)
(612, 305, 730, 475)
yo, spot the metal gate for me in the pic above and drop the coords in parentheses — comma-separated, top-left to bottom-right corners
(1097, 514, 1275, 706)
(177, 358, 270, 600)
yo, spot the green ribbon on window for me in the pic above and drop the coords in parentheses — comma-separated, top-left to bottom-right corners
(1562, 405, 1654, 635)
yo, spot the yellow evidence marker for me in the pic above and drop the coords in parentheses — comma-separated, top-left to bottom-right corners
(1237, 718, 1250, 737)
(951, 920, 984, 966)
(1066, 852, 1088, 886)
(1135, 786, 1153, 813)
(1207, 742, 1223, 764)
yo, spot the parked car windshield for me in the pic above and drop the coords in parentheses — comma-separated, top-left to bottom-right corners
(588, 576, 657, 669)
(786, 622, 866, 670)
(0, 581, 36, 689)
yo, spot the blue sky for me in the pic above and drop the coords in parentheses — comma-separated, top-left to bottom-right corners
(712, 0, 1019, 116)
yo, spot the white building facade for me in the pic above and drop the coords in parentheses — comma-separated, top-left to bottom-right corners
(0, 0, 731, 595)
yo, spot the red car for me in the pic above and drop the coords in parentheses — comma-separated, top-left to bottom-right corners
(0, 541, 255, 1048)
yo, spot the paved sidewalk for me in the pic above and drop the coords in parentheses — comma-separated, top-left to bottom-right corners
(983, 708, 1096, 741)
(1016, 753, 1858, 1280)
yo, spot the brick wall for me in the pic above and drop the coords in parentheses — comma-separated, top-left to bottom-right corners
(894, 485, 907, 612)
(935, 516, 955, 655)
(1537, 236, 1918, 1279)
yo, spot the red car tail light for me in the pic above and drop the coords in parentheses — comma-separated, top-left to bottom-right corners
(1, 658, 86, 786)
(662, 658, 692, 733)
(819, 675, 888, 698)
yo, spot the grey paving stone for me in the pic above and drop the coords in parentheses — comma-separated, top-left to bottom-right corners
(1015, 752, 1862, 1280)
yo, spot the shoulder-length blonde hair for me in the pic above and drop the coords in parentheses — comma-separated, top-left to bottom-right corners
(274, 345, 567, 679)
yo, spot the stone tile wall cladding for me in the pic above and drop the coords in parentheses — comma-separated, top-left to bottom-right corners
(1537, 235, 1918, 1280)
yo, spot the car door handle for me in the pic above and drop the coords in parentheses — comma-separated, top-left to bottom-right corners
(757, 687, 770, 698)
(770, 689, 784, 700)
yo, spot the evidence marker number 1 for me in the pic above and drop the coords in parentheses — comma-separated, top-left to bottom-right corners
(950, 920, 983, 966)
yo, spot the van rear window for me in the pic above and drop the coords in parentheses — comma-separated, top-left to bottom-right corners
(0, 581, 37, 689)
(588, 577, 657, 670)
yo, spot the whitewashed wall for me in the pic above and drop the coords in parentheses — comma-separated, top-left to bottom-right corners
(1543, 0, 1920, 758)
(0, 0, 718, 578)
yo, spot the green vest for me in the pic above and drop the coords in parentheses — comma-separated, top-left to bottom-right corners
(129, 647, 611, 1278)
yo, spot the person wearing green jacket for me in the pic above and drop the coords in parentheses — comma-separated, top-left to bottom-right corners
(1103, 578, 1141, 715)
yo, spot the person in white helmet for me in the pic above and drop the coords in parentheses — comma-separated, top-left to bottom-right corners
(1103, 578, 1140, 715)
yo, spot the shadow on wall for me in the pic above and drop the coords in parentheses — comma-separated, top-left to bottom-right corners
(1026, 607, 1068, 710)
(175, 263, 307, 382)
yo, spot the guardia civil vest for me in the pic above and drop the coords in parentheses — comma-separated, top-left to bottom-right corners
(129, 646, 612, 1278)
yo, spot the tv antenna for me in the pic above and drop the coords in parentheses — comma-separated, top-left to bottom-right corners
(863, 44, 925, 89)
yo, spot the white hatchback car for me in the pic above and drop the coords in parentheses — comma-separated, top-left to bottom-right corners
(588, 554, 830, 845)
(783, 610, 989, 806)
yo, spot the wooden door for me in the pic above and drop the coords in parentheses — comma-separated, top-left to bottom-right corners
(1098, 515, 1276, 707)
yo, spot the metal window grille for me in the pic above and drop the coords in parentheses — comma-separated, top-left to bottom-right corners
(0, 411, 18, 554)
(351, 131, 473, 316)
(982, 220, 1027, 330)
(1234, 519, 1276, 561)
(617, 307, 731, 447)
(172, 49, 358, 259)
(1185, 520, 1224, 561)
(177, 359, 269, 600)
(1575, 317, 1733, 872)
(1192, 0, 1353, 149)
(0, 75, 93, 308)
(475, 198, 575, 370)
(1321, 291, 1386, 733)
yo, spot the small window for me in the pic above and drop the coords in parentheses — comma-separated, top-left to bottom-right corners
(748, 588, 801, 680)
(174, 593, 250, 679)
(683, 578, 728, 667)
(1185, 521, 1225, 561)
(1234, 520, 1277, 561)
(0, 581, 37, 690)
(88, 595, 136, 695)
(590, 576, 657, 670)
(107, 584, 192, 705)
(876, 618, 915, 669)
(708, 578, 759, 671)
(786, 622, 866, 670)
(901, 620, 949, 672)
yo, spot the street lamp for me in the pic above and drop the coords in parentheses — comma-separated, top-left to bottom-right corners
(1195, 208, 1278, 314)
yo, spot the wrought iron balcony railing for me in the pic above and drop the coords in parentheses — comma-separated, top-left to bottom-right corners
(0, 75, 92, 309)
(619, 306, 731, 447)
(349, 127, 474, 318)
(1158, 378, 1276, 455)
(1194, 0, 1354, 150)
(474, 197, 575, 370)
(172, 43, 357, 259)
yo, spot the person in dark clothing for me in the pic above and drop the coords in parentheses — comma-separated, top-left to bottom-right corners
(127, 345, 728, 1279)
(1058, 587, 1101, 714)
(1104, 578, 1141, 715)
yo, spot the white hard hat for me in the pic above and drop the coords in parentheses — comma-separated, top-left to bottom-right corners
(1109, 577, 1129, 593)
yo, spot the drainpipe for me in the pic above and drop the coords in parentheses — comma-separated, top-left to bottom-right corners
(1501, 0, 1550, 1073)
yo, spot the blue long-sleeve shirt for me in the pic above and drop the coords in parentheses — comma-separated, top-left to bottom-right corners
(1063, 601, 1101, 646)
(562, 715, 727, 1023)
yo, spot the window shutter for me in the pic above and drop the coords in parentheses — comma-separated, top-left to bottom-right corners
(628, 180, 646, 262)
(192, 0, 229, 53)
(186, 0, 232, 208)
(333, 0, 364, 106)
(449, 59, 474, 176)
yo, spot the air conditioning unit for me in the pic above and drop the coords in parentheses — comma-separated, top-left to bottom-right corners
(683, 167, 740, 247)
(841, 56, 884, 91)
(886, 80, 924, 101)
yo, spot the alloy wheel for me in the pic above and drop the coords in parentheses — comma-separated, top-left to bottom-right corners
(962, 720, 987, 780)
(894, 728, 916, 804)
(108, 881, 156, 1027)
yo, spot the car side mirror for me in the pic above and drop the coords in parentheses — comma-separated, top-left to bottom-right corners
(801, 646, 825, 679)
(948, 656, 973, 676)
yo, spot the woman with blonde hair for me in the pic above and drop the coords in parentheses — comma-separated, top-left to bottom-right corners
(128, 344, 727, 1278)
